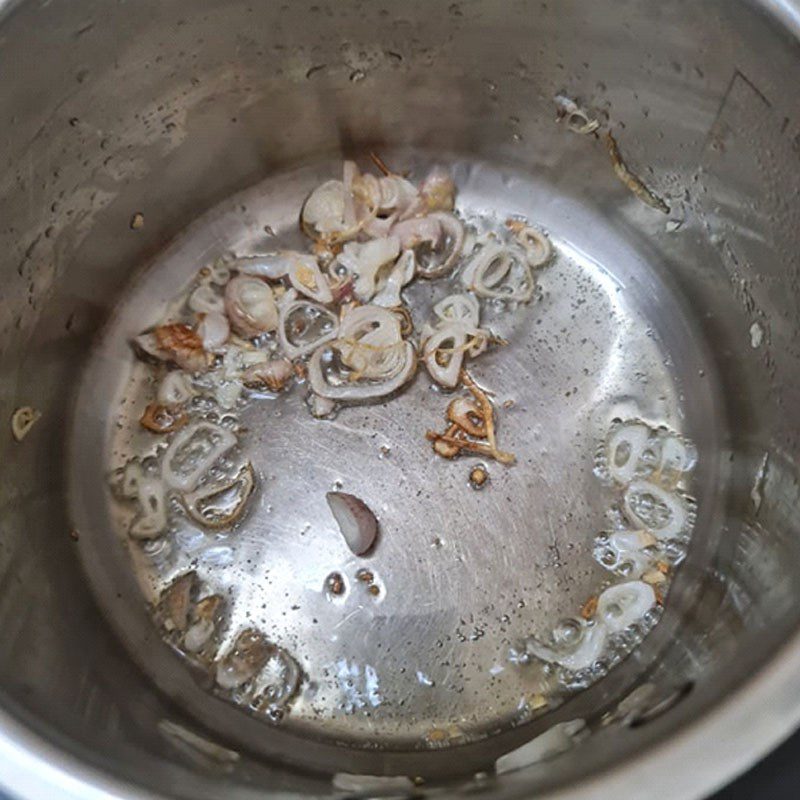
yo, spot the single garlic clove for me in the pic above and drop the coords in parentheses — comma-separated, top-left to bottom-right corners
(326, 491, 378, 556)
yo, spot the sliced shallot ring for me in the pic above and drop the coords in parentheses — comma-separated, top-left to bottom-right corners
(277, 292, 339, 359)
(197, 311, 230, 352)
(506, 220, 553, 268)
(308, 341, 416, 401)
(372, 250, 416, 308)
(159, 572, 197, 632)
(422, 325, 468, 388)
(377, 174, 419, 215)
(184, 594, 224, 653)
(326, 491, 378, 555)
(301, 179, 347, 237)
(231, 254, 290, 280)
(183, 463, 256, 530)
(131, 331, 169, 364)
(460, 240, 534, 302)
(342, 161, 359, 228)
(606, 422, 652, 485)
(338, 305, 405, 379)
(215, 628, 272, 690)
(242, 359, 294, 392)
(163, 422, 237, 492)
(596, 581, 656, 633)
(255, 646, 302, 711)
(189, 284, 226, 315)
(432, 293, 480, 327)
(121, 460, 144, 499)
(224, 276, 278, 337)
(158, 371, 195, 405)
(130, 476, 168, 539)
(416, 212, 464, 279)
(286, 253, 333, 303)
(623, 480, 690, 540)
(335, 237, 401, 301)
(390, 216, 442, 250)
(524, 622, 608, 672)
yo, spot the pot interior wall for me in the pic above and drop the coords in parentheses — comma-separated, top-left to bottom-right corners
(2, 1, 800, 798)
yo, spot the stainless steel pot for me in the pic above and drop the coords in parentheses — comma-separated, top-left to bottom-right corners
(3, 0, 800, 798)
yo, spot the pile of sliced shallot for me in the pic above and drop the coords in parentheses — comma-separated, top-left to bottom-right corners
(113, 157, 553, 545)
(513, 419, 697, 676)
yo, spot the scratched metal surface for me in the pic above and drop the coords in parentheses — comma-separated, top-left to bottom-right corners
(69, 151, 707, 748)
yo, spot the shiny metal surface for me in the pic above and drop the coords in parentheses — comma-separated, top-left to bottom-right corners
(2, 0, 800, 798)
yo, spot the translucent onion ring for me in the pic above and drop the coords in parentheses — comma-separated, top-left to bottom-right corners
(277, 292, 339, 359)
(422, 325, 469, 388)
(460, 240, 534, 302)
(182, 462, 256, 530)
(623, 479, 691, 540)
(308, 340, 416, 401)
(372, 250, 416, 308)
(432, 293, 480, 327)
(337, 305, 405, 379)
(162, 422, 238, 493)
(415, 212, 464, 280)
(524, 622, 608, 672)
(596, 581, 656, 633)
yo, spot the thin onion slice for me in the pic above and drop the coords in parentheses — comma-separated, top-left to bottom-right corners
(301, 179, 347, 237)
(596, 581, 656, 633)
(215, 628, 271, 690)
(242, 359, 294, 392)
(390, 216, 442, 250)
(326, 491, 378, 555)
(189, 284, 226, 315)
(372, 250, 416, 308)
(240, 251, 333, 303)
(182, 462, 255, 530)
(277, 290, 339, 359)
(524, 622, 608, 672)
(230, 254, 291, 280)
(286, 253, 333, 304)
(158, 572, 197, 632)
(130, 476, 168, 539)
(163, 422, 237, 492)
(506, 219, 553, 268)
(422, 325, 469, 388)
(157, 372, 195, 406)
(197, 311, 230, 352)
(623, 480, 691, 540)
(120, 460, 143, 499)
(432, 293, 480, 327)
(224, 276, 278, 337)
(335, 237, 401, 301)
(184, 595, 224, 653)
(422, 293, 490, 387)
(308, 340, 416, 401)
(337, 305, 406, 380)
(460, 240, 534, 302)
(254, 645, 302, 712)
(413, 212, 464, 280)
(605, 422, 653, 485)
